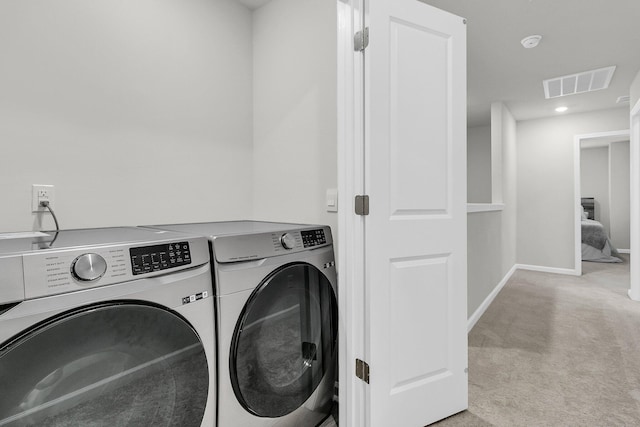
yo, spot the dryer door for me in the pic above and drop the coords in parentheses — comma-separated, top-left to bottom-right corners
(230, 262, 338, 418)
(0, 302, 209, 427)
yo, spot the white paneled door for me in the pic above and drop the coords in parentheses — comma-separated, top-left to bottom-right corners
(364, 0, 467, 425)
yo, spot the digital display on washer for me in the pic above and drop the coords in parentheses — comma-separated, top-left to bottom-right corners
(130, 241, 191, 275)
(301, 229, 326, 248)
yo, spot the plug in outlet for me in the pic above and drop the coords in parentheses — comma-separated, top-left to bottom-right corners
(32, 185, 55, 212)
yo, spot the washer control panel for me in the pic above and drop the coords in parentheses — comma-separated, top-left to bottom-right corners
(130, 242, 191, 275)
(22, 238, 207, 300)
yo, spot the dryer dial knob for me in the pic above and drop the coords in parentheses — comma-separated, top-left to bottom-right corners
(280, 233, 296, 250)
(72, 253, 107, 282)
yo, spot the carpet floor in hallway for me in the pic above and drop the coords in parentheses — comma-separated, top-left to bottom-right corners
(435, 255, 640, 426)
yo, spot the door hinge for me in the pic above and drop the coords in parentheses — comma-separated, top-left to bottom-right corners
(354, 27, 369, 52)
(355, 358, 370, 384)
(354, 195, 369, 216)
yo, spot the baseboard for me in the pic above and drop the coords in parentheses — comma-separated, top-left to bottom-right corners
(515, 264, 579, 276)
(618, 249, 631, 254)
(467, 264, 517, 332)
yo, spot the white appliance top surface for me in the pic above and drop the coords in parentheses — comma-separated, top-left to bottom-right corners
(0, 227, 198, 256)
(147, 220, 313, 238)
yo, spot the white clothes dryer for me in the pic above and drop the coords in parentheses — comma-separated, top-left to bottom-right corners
(0, 227, 216, 427)
(146, 221, 338, 427)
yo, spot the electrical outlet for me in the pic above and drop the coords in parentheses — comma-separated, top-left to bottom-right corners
(32, 184, 55, 212)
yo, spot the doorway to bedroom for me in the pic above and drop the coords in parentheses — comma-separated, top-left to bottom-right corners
(574, 129, 630, 276)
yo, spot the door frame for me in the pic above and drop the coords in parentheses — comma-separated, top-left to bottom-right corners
(630, 100, 640, 301)
(337, 0, 366, 425)
(573, 129, 630, 277)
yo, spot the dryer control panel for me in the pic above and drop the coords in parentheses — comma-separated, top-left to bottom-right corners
(213, 226, 333, 263)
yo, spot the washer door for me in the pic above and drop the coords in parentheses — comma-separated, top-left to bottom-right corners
(0, 302, 209, 427)
(230, 263, 338, 418)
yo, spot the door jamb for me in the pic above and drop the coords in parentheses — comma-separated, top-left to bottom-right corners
(337, 0, 366, 425)
(630, 100, 640, 301)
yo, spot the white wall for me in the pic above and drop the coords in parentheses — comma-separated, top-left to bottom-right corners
(581, 146, 610, 232)
(610, 141, 631, 250)
(0, 0, 254, 232)
(516, 108, 629, 269)
(467, 212, 505, 317)
(467, 103, 516, 319)
(252, 0, 337, 231)
(467, 125, 491, 203)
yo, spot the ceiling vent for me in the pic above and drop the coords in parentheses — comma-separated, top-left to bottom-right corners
(617, 95, 630, 104)
(543, 66, 616, 99)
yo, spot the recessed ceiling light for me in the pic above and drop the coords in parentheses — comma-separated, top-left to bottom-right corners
(521, 35, 542, 49)
(555, 106, 568, 113)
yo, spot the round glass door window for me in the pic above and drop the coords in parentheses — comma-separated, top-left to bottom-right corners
(0, 303, 209, 427)
(230, 263, 338, 418)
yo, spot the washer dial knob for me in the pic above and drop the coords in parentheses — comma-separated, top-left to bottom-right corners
(72, 253, 107, 282)
(280, 233, 296, 250)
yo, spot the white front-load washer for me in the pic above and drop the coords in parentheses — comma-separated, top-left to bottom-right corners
(0, 227, 216, 427)
(146, 221, 338, 427)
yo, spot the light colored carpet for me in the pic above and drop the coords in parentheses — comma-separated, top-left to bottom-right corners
(434, 255, 640, 426)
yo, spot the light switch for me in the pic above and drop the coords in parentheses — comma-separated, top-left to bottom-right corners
(326, 189, 338, 212)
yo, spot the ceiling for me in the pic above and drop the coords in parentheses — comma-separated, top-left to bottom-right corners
(236, 0, 640, 127)
(420, 0, 640, 127)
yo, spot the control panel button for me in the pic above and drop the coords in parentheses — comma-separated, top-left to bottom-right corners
(71, 253, 107, 282)
(301, 229, 327, 248)
(130, 241, 191, 276)
(280, 233, 296, 250)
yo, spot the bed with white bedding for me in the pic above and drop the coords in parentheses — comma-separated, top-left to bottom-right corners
(581, 217, 622, 263)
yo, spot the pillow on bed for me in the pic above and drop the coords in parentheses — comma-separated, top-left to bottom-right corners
(580, 206, 588, 220)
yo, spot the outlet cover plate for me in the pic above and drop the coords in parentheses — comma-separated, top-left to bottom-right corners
(32, 184, 55, 212)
